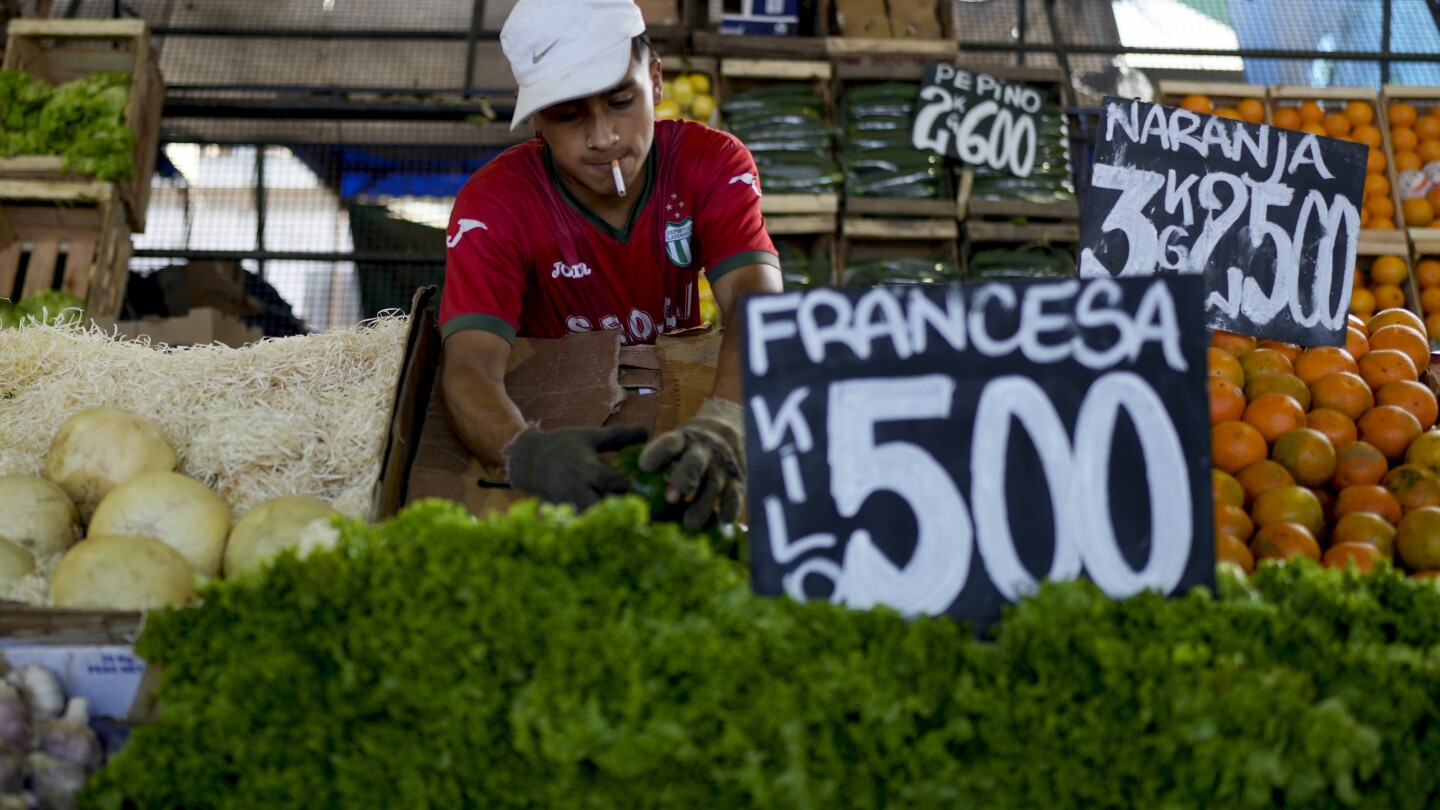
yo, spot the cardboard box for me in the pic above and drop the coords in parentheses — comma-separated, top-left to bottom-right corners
(887, 0, 940, 38)
(721, 0, 800, 35)
(0, 644, 147, 721)
(380, 291, 723, 520)
(832, 0, 890, 37)
(90, 307, 263, 348)
(635, 0, 680, 26)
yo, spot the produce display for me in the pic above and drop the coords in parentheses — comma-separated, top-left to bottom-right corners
(1208, 308, 1440, 575)
(75, 497, 1440, 809)
(841, 256, 961, 289)
(966, 243, 1076, 280)
(0, 292, 85, 330)
(656, 71, 716, 124)
(773, 238, 833, 291)
(0, 664, 108, 809)
(1417, 256, 1440, 342)
(1268, 98, 1395, 232)
(837, 83, 946, 200)
(1346, 254, 1410, 323)
(722, 83, 841, 195)
(0, 69, 136, 181)
(1384, 100, 1440, 228)
(965, 103, 1076, 207)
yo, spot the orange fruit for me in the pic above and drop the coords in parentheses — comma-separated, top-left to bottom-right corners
(1384, 464, 1440, 514)
(1365, 172, 1391, 197)
(1334, 483, 1404, 525)
(1369, 307, 1428, 336)
(1216, 531, 1256, 573)
(1418, 259, 1440, 289)
(1358, 349, 1418, 391)
(1353, 125, 1384, 149)
(1404, 430, 1440, 476)
(1322, 541, 1382, 572)
(1252, 522, 1322, 563)
(1255, 341, 1302, 364)
(1428, 312, 1440, 341)
(1212, 330, 1257, 356)
(1311, 485, 1337, 526)
(1239, 348, 1295, 384)
(1367, 148, 1388, 174)
(1369, 324, 1430, 374)
(1330, 510, 1397, 554)
(1273, 107, 1301, 130)
(1350, 313, 1371, 336)
(1376, 379, 1439, 429)
(1393, 126, 1419, 152)
(1310, 371, 1376, 421)
(1216, 107, 1243, 121)
(1371, 216, 1399, 231)
(1216, 502, 1255, 542)
(1419, 140, 1440, 164)
(1332, 440, 1390, 488)
(1345, 100, 1375, 127)
(1322, 113, 1352, 138)
(1397, 506, 1440, 570)
(1428, 187, 1440, 212)
(1245, 373, 1312, 409)
(1293, 346, 1358, 385)
(1209, 377, 1247, 424)
(1358, 404, 1424, 462)
(1346, 325, 1370, 359)
(1237, 98, 1266, 124)
(1271, 427, 1338, 487)
(1405, 198, 1436, 228)
(1212, 420, 1269, 474)
(1374, 285, 1407, 312)
(1302, 123, 1330, 137)
(1371, 255, 1409, 285)
(1368, 195, 1397, 220)
(1421, 287, 1440, 315)
(1391, 101, 1419, 128)
(1243, 393, 1308, 443)
(1236, 459, 1296, 505)
(1299, 101, 1325, 124)
(1181, 95, 1214, 114)
(1306, 407, 1358, 447)
(1395, 150, 1423, 172)
(1208, 346, 1246, 388)
(1351, 287, 1377, 318)
(1214, 468, 1245, 509)
(1417, 116, 1440, 142)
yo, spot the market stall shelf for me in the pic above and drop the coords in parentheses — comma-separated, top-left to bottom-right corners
(1379, 85, 1440, 243)
(2, 18, 165, 233)
(0, 179, 131, 318)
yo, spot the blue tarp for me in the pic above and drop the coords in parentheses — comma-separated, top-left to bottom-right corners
(1228, 0, 1440, 87)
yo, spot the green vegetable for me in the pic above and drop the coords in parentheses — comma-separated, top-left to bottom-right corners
(0, 68, 136, 181)
(78, 500, 1440, 809)
(10, 290, 84, 327)
(0, 299, 14, 329)
(610, 445, 743, 561)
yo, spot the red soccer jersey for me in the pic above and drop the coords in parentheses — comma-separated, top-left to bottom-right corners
(440, 119, 778, 345)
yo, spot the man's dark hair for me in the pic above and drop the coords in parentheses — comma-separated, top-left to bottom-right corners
(631, 33, 654, 63)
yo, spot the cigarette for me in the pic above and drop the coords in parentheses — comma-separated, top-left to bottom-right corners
(611, 159, 626, 197)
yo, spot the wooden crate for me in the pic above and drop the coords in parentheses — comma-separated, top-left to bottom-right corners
(837, 231, 958, 288)
(1155, 80, 1271, 123)
(774, 231, 839, 287)
(1352, 245, 1424, 338)
(723, 58, 841, 215)
(1271, 86, 1406, 255)
(1410, 233, 1440, 345)
(1380, 85, 1440, 242)
(826, 0, 954, 48)
(2, 19, 164, 234)
(657, 53, 720, 127)
(0, 180, 133, 318)
(765, 210, 839, 235)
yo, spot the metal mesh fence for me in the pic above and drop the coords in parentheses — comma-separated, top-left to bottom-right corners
(10, 0, 1438, 334)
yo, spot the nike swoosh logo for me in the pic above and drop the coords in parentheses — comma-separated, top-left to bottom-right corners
(532, 40, 559, 64)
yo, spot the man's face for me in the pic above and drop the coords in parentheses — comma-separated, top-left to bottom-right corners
(532, 54, 663, 202)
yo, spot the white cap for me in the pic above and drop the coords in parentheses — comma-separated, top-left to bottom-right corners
(501, 0, 647, 131)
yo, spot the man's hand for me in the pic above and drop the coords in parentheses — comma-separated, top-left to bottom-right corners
(507, 424, 650, 510)
(639, 398, 745, 531)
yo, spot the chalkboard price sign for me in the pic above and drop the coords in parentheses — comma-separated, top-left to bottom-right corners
(1079, 96, 1368, 347)
(912, 62, 1044, 178)
(742, 276, 1214, 631)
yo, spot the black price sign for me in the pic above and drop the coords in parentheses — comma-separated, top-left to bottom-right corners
(1079, 96, 1367, 347)
(912, 62, 1044, 178)
(741, 276, 1215, 631)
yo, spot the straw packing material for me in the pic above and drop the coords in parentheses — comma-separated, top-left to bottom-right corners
(0, 317, 409, 603)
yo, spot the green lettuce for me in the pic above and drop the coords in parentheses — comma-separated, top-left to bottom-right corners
(12, 289, 84, 327)
(0, 68, 135, 180)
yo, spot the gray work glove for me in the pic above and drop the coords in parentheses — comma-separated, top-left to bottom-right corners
(638, 397, 745, 531)
(507, 424, 650, 511)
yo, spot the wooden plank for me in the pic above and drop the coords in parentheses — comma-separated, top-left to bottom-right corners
(1409, 229, 1440, 256)
(761, 193, 839, 215)
(1156, 80, 1266, 100)
(967, 198, 1080, 222)
(0, 180, 114, 205)
(6, 18, 148, 38)
(0, 156, 66, 173)
(766, 214, 838, 235)
(0, 206, 14, 253)
(0, 606, 143, 645)
(692, 31, 828, 59)
(966, 220, 1079, 243)
(5, 37, 51, 80)
(60, 238, 95, 298)
(834, 57, 926, 81)
(0, 242, 19, 298)
(845, 196, 956, 218)
(721, 58, 831, 80)
(19, 240, 58, 298)
(825, 37, 956, 58)
(1271, 85, 1379, 101)
(1356, 230, 1409, 256)
(1383, 85, 1440, 100)
(844, 216, 956, 239)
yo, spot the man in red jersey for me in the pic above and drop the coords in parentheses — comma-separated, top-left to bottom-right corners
(440, 0, 783, 529)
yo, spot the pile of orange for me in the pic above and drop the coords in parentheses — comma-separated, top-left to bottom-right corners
(1348, 254, 1410, 321)
(1273, 100, 1395, 230)
(1415, 257, 1440, 340)
(1179, 94, 1266, 124)
(1210, 308, 1440, 578)
(1387, 101, 1440, 228)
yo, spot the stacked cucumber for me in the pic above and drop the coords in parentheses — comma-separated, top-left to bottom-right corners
(775, 238, 834, 291)
(967, 244, 1077, 280)
(968, 103, 1076, 206)
(723, 83, 842, 195)
(838, 84, 947, 200)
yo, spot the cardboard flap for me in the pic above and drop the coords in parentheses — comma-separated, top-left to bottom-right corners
(505, 330, 625, 428)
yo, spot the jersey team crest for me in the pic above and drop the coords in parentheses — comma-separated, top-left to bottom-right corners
(665, 217, 694, 267)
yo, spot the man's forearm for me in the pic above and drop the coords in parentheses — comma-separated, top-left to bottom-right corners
(710, 264, 783, 403)
(441, 355, 528, 470)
